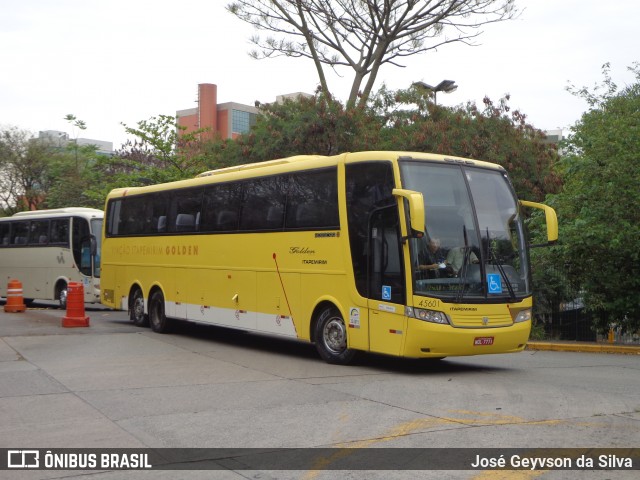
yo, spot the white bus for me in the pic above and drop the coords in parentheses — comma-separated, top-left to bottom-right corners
(0, 208, 103, 307)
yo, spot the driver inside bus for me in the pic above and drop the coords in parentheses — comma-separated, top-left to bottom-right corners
(418, 237, 479, 278)
(417, 237, 450, 277)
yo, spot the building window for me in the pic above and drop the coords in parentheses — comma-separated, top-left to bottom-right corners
(231, 109, 256, 134)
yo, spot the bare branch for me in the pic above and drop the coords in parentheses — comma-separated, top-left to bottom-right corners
(227, 1, 519, 106)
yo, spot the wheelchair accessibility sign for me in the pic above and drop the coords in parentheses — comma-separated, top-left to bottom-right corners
(487, 274, 503, 294)
(382, 285, 392, 301)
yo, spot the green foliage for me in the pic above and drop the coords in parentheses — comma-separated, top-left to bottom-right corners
(0, 126, 69, 213)
(83, 115, 211, 206)
(374, 86, 561, 201)
(201, 87, 560, 203)
(207, 94, 384, 165)
(529, 320, 547, 341)
(42, 143, 100, 208)
(553, 63, 640, 334)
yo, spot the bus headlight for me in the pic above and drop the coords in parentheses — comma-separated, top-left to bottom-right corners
(513, 308, 532, 323)
(406, 307, 450, 325)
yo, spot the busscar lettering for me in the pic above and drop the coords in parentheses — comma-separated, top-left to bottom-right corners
(165, 245, 199, 256)
(289, 246, 316, 254)
(112, 244, 199, 256)
(289, 246, 327, 265)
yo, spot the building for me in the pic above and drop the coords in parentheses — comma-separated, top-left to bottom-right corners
(176, 84, 259, 140)
(38, 130, 113, 155)
(543, 129, 564, 144)
(276, 92, 313, 104)
(176, 83, 313, 140)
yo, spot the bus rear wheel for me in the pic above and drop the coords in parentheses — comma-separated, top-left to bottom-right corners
(314, 305, 356, 365)
(130, 288, 148, 327)
(149, 290, 171, 333)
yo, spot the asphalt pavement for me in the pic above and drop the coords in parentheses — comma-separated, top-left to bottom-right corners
(1, 302, 638, 479)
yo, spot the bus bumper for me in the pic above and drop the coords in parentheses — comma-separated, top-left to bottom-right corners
(403, 318, 531, 358)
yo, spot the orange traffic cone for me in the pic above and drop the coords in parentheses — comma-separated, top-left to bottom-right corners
(61, 282, 90, 328)
(4, 279, 26, 313)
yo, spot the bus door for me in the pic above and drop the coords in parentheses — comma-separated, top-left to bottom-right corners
(72, 217, 93, 286)
(367, 206, 407, 356)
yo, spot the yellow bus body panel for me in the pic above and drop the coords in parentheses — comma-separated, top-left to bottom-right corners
(403, 297, 532, 357)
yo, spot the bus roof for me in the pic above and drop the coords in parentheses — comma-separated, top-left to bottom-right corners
(4, 208, 104, 220)
(105, 151, 504, 199)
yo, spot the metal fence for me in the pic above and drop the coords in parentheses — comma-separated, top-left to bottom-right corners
(531, 263, 639, 344)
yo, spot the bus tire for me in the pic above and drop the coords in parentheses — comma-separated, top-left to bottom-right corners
(149, 290, 171, 333)
(57, 282, 68, 310)
(314, 305, 356, 365)
(130, 288, 148, 327)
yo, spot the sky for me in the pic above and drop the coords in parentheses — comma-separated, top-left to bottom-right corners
(1, 0, 638, 149)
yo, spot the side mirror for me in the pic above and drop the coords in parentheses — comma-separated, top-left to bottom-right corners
(519, 200, 558, 245)
(393, 188, 425, 236)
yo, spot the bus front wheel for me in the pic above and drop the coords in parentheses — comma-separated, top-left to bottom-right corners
(149, 290, 171, 333)
(314, 305, 356, 365)
(130, 288, 148, 327)
(57, 283, 68, 310)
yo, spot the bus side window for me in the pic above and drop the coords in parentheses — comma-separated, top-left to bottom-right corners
(11, 221, 29, 246)
(286, 168, 339, 230)
(239, 176, 286, 231)
(169, 188, 202, 234)
(150, 193, 169, 235)
(175, 214, 196, 232)
(50, 219, 70, 245)
(201, 182, 243, 232)
(216, 210, 238, 231)
(28, 220, 49, 245)
(0, 223, 10, 246)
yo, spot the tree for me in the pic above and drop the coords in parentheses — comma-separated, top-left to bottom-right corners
(82, 115, 210, 205)
(227, 0, 518, 106)
(213, 93, 383, 163)
(44, 143, 101, 209)
(202, 86, 560, 203)
(64, 113, 88, 170)
(553, 63, 640, 334)
(374, 85, 561, 201)
(0, 127, 57, 213)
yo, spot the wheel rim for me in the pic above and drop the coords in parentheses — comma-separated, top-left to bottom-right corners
(59, 287, 68, 308)
(322, 317, 347, 354)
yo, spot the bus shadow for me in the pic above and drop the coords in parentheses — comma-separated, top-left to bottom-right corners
(167, 320, 509, 375)
(171, 320, 320, 360)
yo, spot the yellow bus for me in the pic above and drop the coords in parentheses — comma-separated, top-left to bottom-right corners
(101, 151, 557, 364)
(0, 207, 103, 307)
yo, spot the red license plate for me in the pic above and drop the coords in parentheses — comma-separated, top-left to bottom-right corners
(474, 337, 494, 346)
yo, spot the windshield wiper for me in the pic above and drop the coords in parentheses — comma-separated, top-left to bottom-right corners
(485, 227, 516, 300)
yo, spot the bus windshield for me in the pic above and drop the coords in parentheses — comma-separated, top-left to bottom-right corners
(399, 160, 530, 301)
(91, 218, 103, 278)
